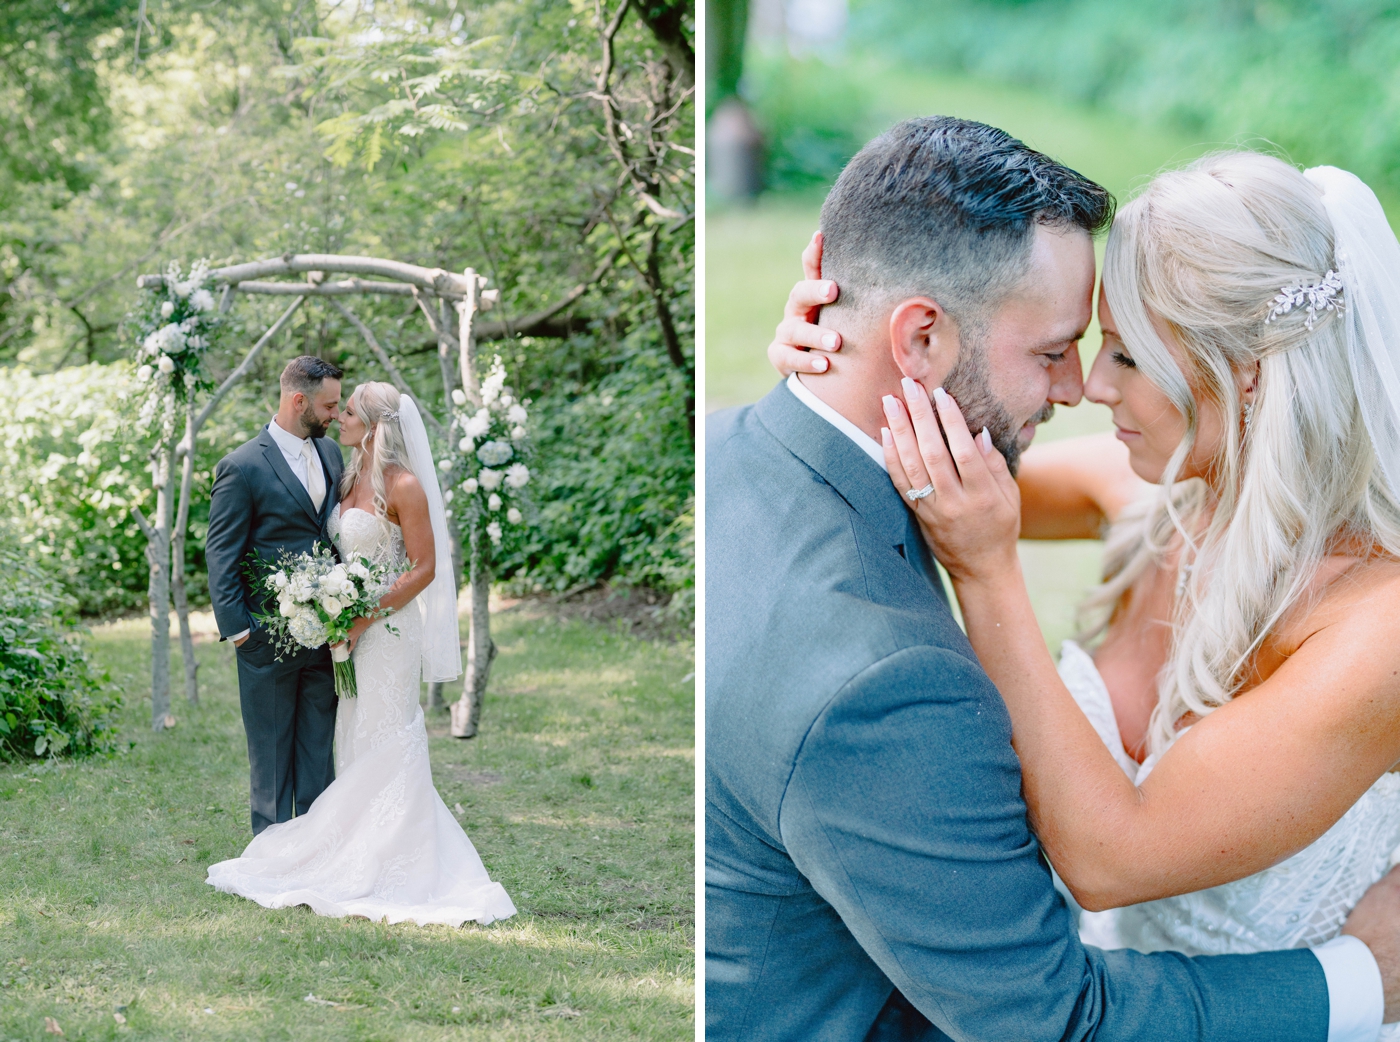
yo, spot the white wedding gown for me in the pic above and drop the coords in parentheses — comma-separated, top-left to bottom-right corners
(207, 505, 517, 927)
(1059, 639, 1400, 1025)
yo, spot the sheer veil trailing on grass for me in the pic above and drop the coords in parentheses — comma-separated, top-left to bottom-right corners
(207, 406, 515, 927)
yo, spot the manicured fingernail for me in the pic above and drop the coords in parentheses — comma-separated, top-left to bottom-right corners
(821, 333, 838, 349)
(901, 377, 921, 401)
(933, 386, 949, 406)
(980, 427, 992, 454)
(813, 356, 828, 372)
(881, 427, 893, 447)
(823, 281, 837, 300)
(882, 395, 900, 419)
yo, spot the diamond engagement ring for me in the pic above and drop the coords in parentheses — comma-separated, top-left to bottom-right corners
(905, 483, 935, 502)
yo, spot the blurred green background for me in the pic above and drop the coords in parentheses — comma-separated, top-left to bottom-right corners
(705, 0, 1400, 644)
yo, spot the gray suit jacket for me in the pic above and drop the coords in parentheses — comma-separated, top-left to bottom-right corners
(705, 382, 1328, 1042)
(205, 424, 344, 644)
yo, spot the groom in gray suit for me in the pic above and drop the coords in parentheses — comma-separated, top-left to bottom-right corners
(707, 117, 1399, 1040)
(206, 356, 345, 836)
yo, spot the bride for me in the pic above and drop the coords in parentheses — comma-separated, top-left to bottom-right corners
(772, 153, 1400, 977)
(207, 381, 516, 927)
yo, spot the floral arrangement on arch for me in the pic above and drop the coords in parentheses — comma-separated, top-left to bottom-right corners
(442, 355, 531, 563)
(127, 259, 223, 437)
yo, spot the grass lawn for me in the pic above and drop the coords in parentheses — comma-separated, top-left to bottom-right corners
(0, 604, 694, 1040)
(704, 69, 1210, 647)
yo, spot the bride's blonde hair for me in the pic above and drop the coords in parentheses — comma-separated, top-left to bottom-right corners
(339, 381, 410, 523)
(1078, 151, 1400, 755)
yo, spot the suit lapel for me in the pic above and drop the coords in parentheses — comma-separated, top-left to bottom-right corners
(259, 427, 323, 528)
(755, 382, 947, 601)
(312, 438, 340, 532)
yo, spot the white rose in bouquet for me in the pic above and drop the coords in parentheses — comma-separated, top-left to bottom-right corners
(320, 594, 344, 617)
(157, 355, 175, 374)
(272, 570, 289, 589)
(507, 507, 523, 524)
(504, 463, 530, 489)
(458, 436, 474, 452)
(488, 493, 502, 512)
(347, 561, 370, 580)
(136, 364, 153, 382)
(479, 467, 503, 491)
(463, 477, 478, 494)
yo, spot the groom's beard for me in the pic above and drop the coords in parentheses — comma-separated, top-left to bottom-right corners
(298, 405, 330, 440)
(942, 341, 1050, 477)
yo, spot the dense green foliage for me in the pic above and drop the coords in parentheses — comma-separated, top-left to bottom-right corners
(741, 50, 871, 193)
(855, 0, 1400, 198)
(737, 0, 1400, 202)
(0, 0, 694, 611)
(0, 548, 119, 761)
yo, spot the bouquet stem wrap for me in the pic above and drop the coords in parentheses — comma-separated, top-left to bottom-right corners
(330, 642, 356, 698)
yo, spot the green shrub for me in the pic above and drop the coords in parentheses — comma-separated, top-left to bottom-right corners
(741, 50, 873, 193)
(0, 548, 120, 760)
(856, 0, 1400, 202)
(500, 330, 694, 602)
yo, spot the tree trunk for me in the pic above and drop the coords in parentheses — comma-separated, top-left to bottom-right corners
(138, 437, 177, 732)
(171, 394, 199, 705)
(450, 536, 494, 739)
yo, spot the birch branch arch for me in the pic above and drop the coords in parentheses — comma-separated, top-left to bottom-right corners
(130, 252, 582, 737)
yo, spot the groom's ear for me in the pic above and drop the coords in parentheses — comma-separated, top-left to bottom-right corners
(888, 297, 960, 384)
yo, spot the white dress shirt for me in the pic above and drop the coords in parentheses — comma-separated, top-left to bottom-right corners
(784, 372, 1385, 1041)
(224, 418, 330, 644)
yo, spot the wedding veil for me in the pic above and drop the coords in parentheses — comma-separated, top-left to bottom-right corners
(1306, 166, 1400, 502)
(395, 394, 463, 683)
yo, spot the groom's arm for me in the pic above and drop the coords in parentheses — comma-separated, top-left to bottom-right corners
(206, 458, 255, 643)
(780, 645, 1340, 1042)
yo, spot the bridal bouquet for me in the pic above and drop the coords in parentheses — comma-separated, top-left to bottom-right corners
(248, 545, 396, 698)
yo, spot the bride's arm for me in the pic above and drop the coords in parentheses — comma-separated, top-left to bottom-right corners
(766, 234, 1143, 537)
(344, 470, 436, 649)
(884, 381, 1400, 911)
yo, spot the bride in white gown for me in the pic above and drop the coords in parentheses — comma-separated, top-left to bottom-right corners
(208, 383, 516, 927)
(773, 151, 1400, 1019)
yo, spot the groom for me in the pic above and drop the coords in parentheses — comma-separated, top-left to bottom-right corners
(206, 355, 345, 836)
(707, 117, 1400, 1040)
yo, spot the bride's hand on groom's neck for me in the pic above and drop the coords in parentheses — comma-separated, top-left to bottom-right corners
(769, 232, 844, 378)
(881, 380, 1022, 586)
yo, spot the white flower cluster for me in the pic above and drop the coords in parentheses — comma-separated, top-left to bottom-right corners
(258, 548, 388, 654)
(449, 355, 531, 550)
(130, 259, 222, 434)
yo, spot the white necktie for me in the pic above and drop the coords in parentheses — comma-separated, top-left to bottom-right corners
(302, 440, 326, 513)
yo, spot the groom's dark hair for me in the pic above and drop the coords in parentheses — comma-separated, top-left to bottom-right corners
(280, 355, 343, 397)
(820, 116, 1112, 328)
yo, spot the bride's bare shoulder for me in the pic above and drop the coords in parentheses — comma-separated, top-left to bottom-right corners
(1288, 551, 1400, 643)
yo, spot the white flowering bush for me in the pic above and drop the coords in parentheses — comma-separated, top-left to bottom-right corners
(249, 544, 398, 697)
(446, 355, 531, 564)
(127, 259, 224, 437)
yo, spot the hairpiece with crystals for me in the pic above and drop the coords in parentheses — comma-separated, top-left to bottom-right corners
(1264, 268, 1344, 330)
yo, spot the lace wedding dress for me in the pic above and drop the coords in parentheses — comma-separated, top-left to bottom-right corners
(207, 505, 517, 927)
(1059, 639, 1400, 1030)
